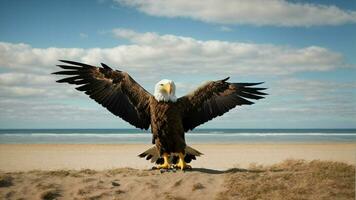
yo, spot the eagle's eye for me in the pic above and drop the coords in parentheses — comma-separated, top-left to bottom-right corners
(160, 84, 164, 86)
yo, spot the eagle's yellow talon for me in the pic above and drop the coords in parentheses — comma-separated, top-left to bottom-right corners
(157, 153, 170, 169)
(158, 163, 170, 169)
(177, 162, 191, 170)
(177, 153, 191, 170)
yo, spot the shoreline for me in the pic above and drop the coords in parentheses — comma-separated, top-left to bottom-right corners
(1, 143, 355, 172)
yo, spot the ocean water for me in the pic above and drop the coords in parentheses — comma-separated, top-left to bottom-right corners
(0, 129, 356, 144)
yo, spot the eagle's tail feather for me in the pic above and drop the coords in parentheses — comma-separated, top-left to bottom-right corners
(138, 145, 203, 164)
(138, 146, 160, 163)
(185, 145, 203, 156)
(183, 145, 203, 163)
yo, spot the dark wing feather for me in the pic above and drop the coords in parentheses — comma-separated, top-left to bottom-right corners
(53, 60, 152, 130)
(178, 78, 267, 131)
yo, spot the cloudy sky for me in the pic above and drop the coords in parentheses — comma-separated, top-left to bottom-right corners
(0, 0, 355, 129)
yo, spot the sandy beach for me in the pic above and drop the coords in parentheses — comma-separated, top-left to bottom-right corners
(0, 143, 355, 199)
(0, 143, 355, 171)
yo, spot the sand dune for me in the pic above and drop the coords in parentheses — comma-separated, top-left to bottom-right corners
(0, 160, 354, 200)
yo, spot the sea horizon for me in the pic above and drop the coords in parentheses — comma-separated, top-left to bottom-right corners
(1, 128, 355, 144)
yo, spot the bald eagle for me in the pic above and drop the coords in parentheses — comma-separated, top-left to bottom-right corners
(53, 60, 267, 170)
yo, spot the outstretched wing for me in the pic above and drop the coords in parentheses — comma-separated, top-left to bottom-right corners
(178, 77, 267, 131)
(53, 60, 152, 130)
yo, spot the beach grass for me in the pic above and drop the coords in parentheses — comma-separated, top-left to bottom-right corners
(218, 159, 355, 200)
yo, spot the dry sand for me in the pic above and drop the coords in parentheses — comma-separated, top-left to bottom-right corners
(0, 143, 355, 171)
(0, 143, 355, 199)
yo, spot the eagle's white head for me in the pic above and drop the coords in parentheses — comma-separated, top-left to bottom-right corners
(154, 79, 177, 102)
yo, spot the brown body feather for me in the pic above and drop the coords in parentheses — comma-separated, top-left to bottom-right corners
(53, 60, 267, 163)
(149, 98, 186, 154)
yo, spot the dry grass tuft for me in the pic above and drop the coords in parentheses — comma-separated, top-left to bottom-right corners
(0, 175, 13, 187)
(46, 170, 71, 177)
(40, 189, 61, 200)
(218, 159, 355, 200)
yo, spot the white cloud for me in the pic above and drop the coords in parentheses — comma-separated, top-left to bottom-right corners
(0, 42, 84, 72)
(112, 29, 346, 75)
(0, 29, 355, 128)
(0, 86, 46, 97)
(115, 0, 356, 27)
(0, 30, 348, 77)
(0, 73, 52, 86)
(265, 78, 356, 118)
(273, 78, 356, 94)
(0, 99, 109, 122)
(0, 72, 85, 99)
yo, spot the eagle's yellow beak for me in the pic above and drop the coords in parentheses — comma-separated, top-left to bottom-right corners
(162, 83, 172, 94)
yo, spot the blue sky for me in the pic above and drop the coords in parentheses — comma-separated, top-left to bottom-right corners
(0, 0, 355, 129)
